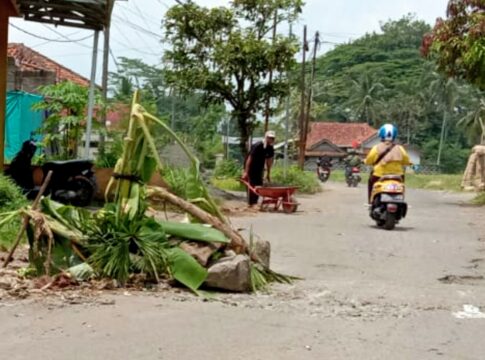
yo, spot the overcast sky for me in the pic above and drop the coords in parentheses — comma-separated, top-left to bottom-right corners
(7, 0, 449, 82)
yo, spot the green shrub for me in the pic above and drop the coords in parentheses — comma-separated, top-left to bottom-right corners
(0, 175, 28, 249)
(214, 159, 242, 178)
(211, 178, 245, 192)
(163, 167, 192, 198)
(95, 132, 124, 168)
(0, 175, 27, 211)
(471, 192, 485, 206)
(271, 166, 321, 194)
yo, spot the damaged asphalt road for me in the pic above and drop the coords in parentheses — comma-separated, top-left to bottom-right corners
(1, 182, 485, 360)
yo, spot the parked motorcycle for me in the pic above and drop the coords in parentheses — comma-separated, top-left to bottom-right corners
(369, 175, 407, 230)
(5, 140, 96, 207)
(316, 157, 332, 182)
(345, 166, 361, 187)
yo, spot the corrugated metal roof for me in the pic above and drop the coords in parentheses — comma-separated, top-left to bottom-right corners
(14, 0, 111, 30)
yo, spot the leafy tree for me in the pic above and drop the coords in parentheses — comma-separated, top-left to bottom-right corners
(313, 15, 431, 120)
(422, 0, 485, 90)
(34, 81, 102, 160)
(458, 89, 485, 144)
(347, 72, 385, 126)
(163, 0, 302, 155)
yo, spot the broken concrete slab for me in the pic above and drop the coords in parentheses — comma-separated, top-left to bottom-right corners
(205, 254, 251, 292)
(180, 242, 215, 267)
(251, 238, 271, 268)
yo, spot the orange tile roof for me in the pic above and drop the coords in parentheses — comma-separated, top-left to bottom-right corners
(307, 122, 378, 149)
(7, 43, 90, 86)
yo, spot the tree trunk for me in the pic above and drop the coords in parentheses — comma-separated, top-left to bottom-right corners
(237, 113, 251, 157)
(147, 186, 249, 255)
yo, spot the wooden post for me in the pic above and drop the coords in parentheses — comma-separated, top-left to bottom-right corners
(263, 10, 278, 133)
(297, 25, 308, 170)
(302, 32, 320, 161)
(84, 30, 100, 159)
(99, 0, 115, 156)
(0, 7, 9, 171)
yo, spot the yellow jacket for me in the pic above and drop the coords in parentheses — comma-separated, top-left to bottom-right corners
(365, 143, 411, 177)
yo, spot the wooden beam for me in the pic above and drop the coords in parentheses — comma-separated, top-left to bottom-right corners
(17, 0, 107, 23)
(24, 16, 103, 30)
(0, 5, 9, 170)
(8, 0, 21, 16)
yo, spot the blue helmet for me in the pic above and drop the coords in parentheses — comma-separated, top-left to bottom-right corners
(378, 124, 398, 141)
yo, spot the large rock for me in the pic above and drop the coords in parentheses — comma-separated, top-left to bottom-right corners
(251, 238, 271, 268)
(179, 242, 215, 267)
(205, 255, 251, 292)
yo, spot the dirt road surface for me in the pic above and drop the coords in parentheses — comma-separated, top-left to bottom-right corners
(1, 183, 485, 360)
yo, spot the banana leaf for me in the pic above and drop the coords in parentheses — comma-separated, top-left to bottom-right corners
(158, 221, 228, 244)
(167, 247, 208, 292)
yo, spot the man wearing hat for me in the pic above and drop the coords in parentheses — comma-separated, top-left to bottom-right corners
(242, 131, 276, 207)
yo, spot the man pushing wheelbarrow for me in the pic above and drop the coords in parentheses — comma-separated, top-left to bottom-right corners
(241, 131, 298, 213)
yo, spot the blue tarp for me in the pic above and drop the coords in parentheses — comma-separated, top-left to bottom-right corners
(5, 91, 44, 162)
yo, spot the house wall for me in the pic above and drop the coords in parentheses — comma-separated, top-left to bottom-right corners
(7, 61, 56, 93)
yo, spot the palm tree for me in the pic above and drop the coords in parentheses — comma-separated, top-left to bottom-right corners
(430, 74, 459, 166)
(458, 94, 485, 144)
(347, 72, 386, 126)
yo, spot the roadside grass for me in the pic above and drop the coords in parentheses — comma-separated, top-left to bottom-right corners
(330, 170, 463, 192)
(211, 166, 321, 195)
(212, 168, 464, 194)
(471, 192, 485, 206)
(211, 177, 245, 192)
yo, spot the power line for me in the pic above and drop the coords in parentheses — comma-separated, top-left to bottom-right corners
(9, 23, 93, 44)
(156, 0, 170, 9)
(112, 15, 164, 40)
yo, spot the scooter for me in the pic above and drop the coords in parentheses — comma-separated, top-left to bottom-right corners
(316, 158, 332, 182)
(5, 140, 97, 207)
(346, 166, 361, 187)
(369, 175, 407, 230)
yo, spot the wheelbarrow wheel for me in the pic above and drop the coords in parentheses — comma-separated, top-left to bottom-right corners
(282, 197, 298, 214)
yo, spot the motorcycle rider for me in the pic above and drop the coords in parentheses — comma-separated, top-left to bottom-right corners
(365, 124, 411, 203)
(317, 155, 332, 169)
(343, 149, 362, 180)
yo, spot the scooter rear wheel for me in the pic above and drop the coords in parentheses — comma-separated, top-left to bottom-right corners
(66, 176, 96, 207)
(384, 213, 396, 231)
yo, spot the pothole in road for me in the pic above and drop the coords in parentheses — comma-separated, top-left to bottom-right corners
(438, 275, 484, 285)
(208, 283, 414, 320)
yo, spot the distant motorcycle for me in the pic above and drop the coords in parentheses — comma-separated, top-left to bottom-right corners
(345, 166, 361, 187)
(316, 158, 332, 182)
(6, 140, 97, 207)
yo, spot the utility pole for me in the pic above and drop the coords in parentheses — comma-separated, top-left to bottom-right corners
(84, 30, 100, 159)
(264, 10, 278, 132)
(225, 117, 230, 160)
(99, 0, 115, 157)
(171, 89, 176, 131)
(437, 110, 447, 166)
(297, 25, 308, 170)
(302, 31, 320, 162)
(283, 23, 293, 179)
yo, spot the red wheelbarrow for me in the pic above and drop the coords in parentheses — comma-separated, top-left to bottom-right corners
(240, 179, 299, 213)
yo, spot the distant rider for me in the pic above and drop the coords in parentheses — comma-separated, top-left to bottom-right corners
(365, 124, 411, 203)
(317, 155, 332, 169)
(343, 149, 362, 180)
